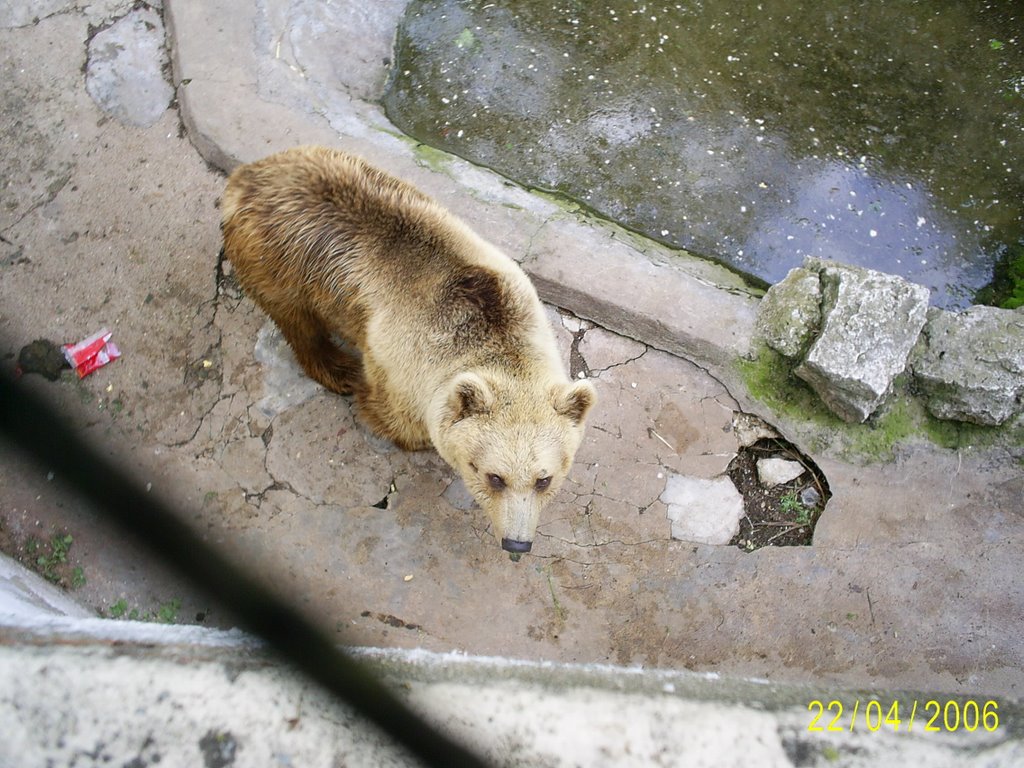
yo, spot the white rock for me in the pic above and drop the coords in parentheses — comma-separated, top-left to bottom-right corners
(756, 458, 805, 487)
(660, 474, 744, 545)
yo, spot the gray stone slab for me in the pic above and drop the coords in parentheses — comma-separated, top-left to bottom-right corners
(796, 258, 930, 422)
(911, 306, 1024, 425)
(7, 615, 1022, 768)
(252, 320, 322, 421)
(0, 553, 93, 620)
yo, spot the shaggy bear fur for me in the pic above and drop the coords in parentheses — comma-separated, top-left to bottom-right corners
(222, 146, 595, 553)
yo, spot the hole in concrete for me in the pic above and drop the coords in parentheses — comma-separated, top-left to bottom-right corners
(372, 495, 389, 510)
(727, 437, 831, 552)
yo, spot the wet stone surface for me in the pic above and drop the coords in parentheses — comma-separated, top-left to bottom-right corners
(385, 0, 1024, 307)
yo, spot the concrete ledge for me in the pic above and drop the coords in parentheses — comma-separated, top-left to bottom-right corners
(5, 619, 1022, 767)
(3, 553, 1021, 767)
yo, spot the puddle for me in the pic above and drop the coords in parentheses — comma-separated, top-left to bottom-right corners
(384, 1, 1024, 308)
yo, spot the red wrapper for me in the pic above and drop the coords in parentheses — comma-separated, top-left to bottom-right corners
(63, 328, 121, 378)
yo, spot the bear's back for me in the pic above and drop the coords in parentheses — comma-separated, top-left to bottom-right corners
(223, 146, 541, 366)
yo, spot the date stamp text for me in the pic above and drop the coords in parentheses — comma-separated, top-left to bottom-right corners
(807, 699, 1000, 733)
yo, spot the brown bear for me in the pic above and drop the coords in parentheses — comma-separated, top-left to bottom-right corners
(221, 146, 596, 555)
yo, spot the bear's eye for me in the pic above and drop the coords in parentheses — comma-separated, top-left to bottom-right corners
(535, 476, 552, 491)
(487, 473, 506, 491)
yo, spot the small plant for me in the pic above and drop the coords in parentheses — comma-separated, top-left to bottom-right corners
(155, 598, 181, 624)
(108, 597, 178, 623)
(975, 242, 1024, 310)
(780, 491, 811, 525)
(27, 533, 75, 583)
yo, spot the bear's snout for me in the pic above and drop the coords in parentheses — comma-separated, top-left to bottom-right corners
(501, 537, 533, 554)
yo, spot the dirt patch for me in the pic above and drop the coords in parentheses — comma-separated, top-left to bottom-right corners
(727, 437, 831, 552)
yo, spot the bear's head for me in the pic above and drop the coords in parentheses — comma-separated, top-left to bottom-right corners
(436, 370, 596, 556)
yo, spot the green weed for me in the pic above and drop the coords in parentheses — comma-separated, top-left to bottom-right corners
(107, 597, 181, 624)
(780, 491, 811, 525)
(155, 598, 181, 624)
(109, 598, 129, 619)
(27, 533, 75, 584)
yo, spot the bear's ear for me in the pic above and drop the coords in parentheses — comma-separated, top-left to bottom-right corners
(447, 372, 495, 423)
(552, 380, 596, 425)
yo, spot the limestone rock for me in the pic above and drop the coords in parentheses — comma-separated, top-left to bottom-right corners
(661, 474, 744, 545)
(731, 412, 780, 448)
(754, 266, 822, 359)
(756, 458, 805, 487)
(911, 306, 1024, 426)
(795, 259, 929, 423)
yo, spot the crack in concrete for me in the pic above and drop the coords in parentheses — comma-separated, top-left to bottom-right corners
(163, 390, 231, 449)
(518, 212, 555, 268)
(568, 327, 591, 380)
(245, 479, 295, 507)
(534, 528, 662, 552)
(591, 424, 622, 440)
(588, 346, 650, 377)
(567, 320, 650, 379)
(685, 357, 742, 413)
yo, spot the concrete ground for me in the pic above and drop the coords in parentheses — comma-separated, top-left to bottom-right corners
(1, 0, 1022, 735)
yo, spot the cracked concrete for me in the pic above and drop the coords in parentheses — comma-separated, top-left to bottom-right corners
(1, 1, 1023, 743)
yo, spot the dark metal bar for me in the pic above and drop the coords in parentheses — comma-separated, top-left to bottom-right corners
(0, 370, 490, 768)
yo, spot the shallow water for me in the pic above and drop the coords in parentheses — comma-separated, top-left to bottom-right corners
(384, 0, 1024, 308)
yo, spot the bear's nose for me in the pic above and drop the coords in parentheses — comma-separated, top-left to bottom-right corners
(501, 538, 532, 553)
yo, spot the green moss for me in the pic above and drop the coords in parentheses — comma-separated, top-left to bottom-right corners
(737, 347, 833, 424)
(736, 346, 1013, 462)
(411, 141, 454, 174)
(975, 241, 1024, 309)
(844, 397, 919, 459)
(919, 406, 1019, 450)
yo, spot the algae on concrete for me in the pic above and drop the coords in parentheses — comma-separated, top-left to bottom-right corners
(736, 346, 1015, 463)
